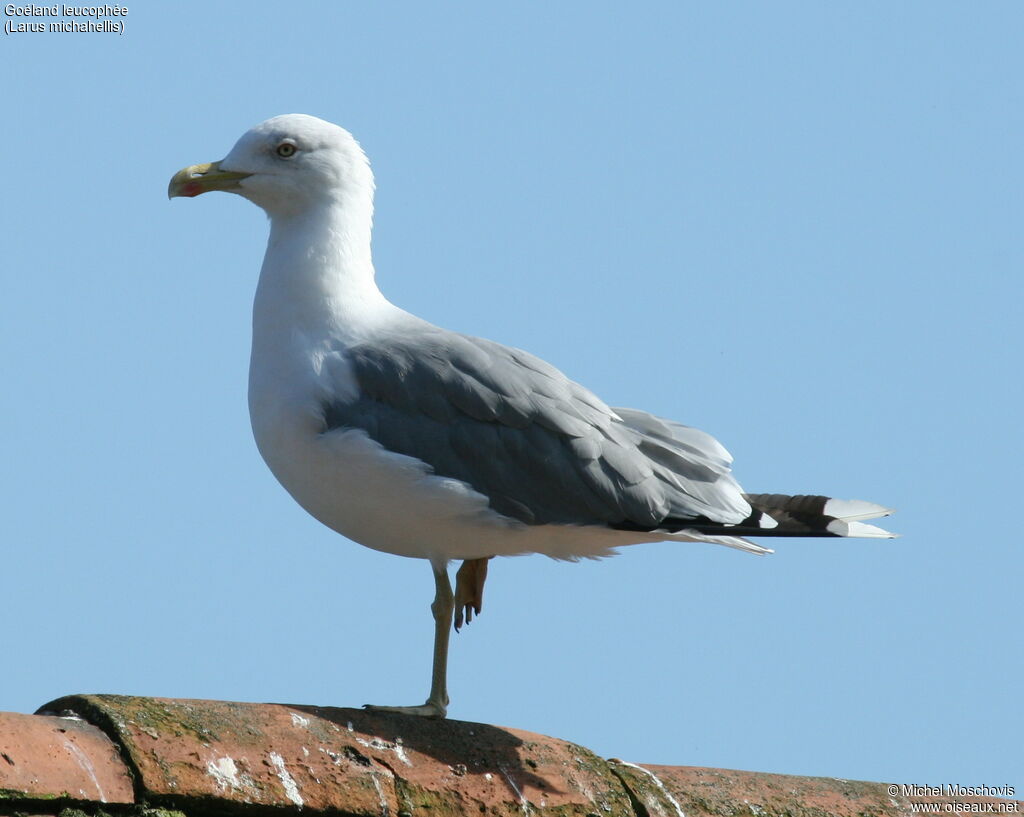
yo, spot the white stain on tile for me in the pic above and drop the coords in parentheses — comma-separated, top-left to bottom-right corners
(370, 772, 390, 817)
(316, 745, 391, 815)
(353, 735, 413, 767)
(268, 751, 304, 807)
(206, 754, 260, 800)
(392, 737, 410, 766)
(319, 746, 341, 765)
(62, 739, 106, 803)
(207, 756, 241, 791)
(614, 760, 686, 817)
(498, 763, 532, 815)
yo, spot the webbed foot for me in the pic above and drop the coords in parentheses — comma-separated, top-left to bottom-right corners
(364, 700, 447, 718)
(454, 557, 490, 630)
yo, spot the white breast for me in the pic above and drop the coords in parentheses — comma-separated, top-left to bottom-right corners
(246, 305, 506, 562)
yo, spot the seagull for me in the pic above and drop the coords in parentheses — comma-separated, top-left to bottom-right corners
(169, 114, 895, 718)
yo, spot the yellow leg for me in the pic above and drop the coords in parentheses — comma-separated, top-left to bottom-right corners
(364, 561, 453, 718)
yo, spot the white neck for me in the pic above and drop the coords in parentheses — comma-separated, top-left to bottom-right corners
(252, 195, 398, 351)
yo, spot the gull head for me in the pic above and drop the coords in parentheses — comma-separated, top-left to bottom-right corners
(168, 114, 374, 219)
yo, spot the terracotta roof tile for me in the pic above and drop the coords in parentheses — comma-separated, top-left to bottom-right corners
(0, 694, 1016, 817)
(0, 710, 133, 805)
(40, 695, 631, 816)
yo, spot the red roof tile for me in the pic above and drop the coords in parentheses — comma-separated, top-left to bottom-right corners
(0, 694, 1016, 817)
(0, 709, 133, 805)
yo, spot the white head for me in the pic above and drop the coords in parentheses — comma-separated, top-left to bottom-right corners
(169, 114, 375, 221)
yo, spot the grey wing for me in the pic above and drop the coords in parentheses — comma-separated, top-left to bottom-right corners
(610, 407, 751, 522)
(324, 327, 751, 528)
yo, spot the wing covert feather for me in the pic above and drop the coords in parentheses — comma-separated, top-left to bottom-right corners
(325, 329, 749, 527)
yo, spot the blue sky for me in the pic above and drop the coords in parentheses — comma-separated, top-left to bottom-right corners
(3, 0, 1021, 792)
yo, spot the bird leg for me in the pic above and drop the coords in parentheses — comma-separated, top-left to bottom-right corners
(364, 561, 453, 718)
(454, 557, 491, 631)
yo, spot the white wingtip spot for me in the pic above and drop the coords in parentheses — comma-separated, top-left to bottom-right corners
(824, 498, 895, 521)
(826, 519, 898, 538)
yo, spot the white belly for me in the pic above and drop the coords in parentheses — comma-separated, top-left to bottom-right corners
(250, 396, 658, 562)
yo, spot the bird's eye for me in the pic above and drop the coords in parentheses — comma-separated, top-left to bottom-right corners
(276, 142, 297, 158)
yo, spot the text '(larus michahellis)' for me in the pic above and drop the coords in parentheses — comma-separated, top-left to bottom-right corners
(169, 114, 895, 718)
